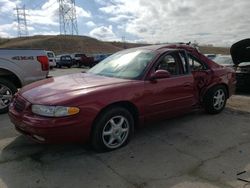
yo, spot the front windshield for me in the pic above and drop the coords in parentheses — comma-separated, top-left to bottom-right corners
(88, 49, 156, 79)
(213, 56, 233, 65)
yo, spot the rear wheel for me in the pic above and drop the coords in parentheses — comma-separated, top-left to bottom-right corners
(204, 85, 227, 114)
(0, 78, 17, 114)
(91, 107, 134, 152)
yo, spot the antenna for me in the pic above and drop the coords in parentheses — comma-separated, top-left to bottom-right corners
(14, 5, 28, 37)
(58, 0, 78, 35)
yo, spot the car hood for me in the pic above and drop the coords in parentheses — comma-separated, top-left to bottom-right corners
(20, 73, 131, 104)
(230, 38, 250, 65)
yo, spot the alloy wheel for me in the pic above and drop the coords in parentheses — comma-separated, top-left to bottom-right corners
(213, 89, 225, 110)
(102, 115, 130, 149)
(0, 84, 13, 110)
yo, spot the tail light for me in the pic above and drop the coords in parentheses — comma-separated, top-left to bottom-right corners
(37, 56, 49, 71)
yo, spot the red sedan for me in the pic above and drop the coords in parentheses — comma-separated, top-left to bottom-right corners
(9, 44, 236, 151)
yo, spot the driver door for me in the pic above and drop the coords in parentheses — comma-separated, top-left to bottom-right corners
(144, 51, 196, 121)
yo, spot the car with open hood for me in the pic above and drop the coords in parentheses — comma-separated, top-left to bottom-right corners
(9, 44, 236, 151)
(230, 38, 250, 90)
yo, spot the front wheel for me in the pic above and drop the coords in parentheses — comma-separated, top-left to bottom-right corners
(0, 78, 17, 114)
(91, 107, 134, 152)
(204, 85, 227, 114)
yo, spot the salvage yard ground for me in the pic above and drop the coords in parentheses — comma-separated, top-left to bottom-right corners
(0, 68, 250, 188)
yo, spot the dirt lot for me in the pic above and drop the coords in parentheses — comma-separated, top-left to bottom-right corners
(0, 68, 250, 188)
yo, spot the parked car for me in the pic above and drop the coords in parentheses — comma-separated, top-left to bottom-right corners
(71, 53, 85, 65)
(0, 49, 49, 113)
(78, 54, 95, 68)
(93, 54, 111, 64)
(213, 55, 235, 68)
(46, 51, 56, 69)
(56, 55, 73, 68)
(9, 44, 236, 151)
(205, 54, 217, 60)
(231, 38, 250, 90)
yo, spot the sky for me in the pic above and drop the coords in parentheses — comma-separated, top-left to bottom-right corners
(0, 0, 249, 46)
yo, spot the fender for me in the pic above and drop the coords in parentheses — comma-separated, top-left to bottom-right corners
(0, 58, 25, 85)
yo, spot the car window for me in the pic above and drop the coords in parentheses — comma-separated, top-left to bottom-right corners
(188, 54, 207, 71)
(75, 54, 83, 57)
(88, 49, 156, 79)
(47, 52, 54, 58)
(156, 53, 183, 75)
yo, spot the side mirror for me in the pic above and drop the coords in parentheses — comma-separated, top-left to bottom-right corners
(150, 70, 171, 81)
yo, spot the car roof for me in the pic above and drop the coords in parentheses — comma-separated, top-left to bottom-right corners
(128, 44, 198, 53)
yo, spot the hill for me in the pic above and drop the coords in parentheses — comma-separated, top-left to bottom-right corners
(0, 35, 230, 55)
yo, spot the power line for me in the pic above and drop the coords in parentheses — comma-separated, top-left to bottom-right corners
(14, 5, 29, 37)
(58, 0, 78, 35)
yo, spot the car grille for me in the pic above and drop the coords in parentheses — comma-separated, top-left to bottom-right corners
(13, 96, 26, 112)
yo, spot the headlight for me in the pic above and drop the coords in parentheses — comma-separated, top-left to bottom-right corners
(32, 105, 80, 117)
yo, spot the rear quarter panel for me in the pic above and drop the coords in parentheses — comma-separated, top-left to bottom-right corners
(202, 67, 236, 98)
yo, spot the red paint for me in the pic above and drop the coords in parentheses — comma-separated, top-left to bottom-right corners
(8, 44, 236, 144)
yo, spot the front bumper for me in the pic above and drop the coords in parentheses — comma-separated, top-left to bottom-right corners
(8, 95, 92, 144)
(236, 73, 250, 89)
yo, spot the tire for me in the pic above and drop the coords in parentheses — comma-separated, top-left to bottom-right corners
(203, 85, 227, 114)
(67, 65, 71, 68)
(0, 78, 17, 114)
(91, 107, 134, 152)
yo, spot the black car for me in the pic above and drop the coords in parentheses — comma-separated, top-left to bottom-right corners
(231, 38, 250, 90)
(56, 55, 73, 68)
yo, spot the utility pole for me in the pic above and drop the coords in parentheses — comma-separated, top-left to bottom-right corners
(122, 35, 126, 49)
(58, 0, 78, 35)
(14, 5, 28, 37)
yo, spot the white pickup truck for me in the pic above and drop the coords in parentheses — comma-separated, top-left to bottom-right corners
(0, 49, 49, 113)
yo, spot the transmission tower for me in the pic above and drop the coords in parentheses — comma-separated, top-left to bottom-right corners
(58, 0, 78, 35)
(14, 5, 28, 37)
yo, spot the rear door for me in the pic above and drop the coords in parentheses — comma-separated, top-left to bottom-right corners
(187, 53, 213, 100)
(144, 50, 196, 120)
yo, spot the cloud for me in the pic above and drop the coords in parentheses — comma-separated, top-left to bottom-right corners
(32, 31, 60, 36)
(89, 25, 118, 41)
(86, 21, 96, 27)
(26, 0, 91, 26)
(0, 0, 21, 14)
(99, 0, 250, 46)
(94, 0, 108, 6)
(0, 31, 14, 38)
(109, 14, 133, 23)
(75, 6, 91, 18)
(0, 21, 35, 37)
(0, 22, 18, 38)
(27, 0, 59, 26)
